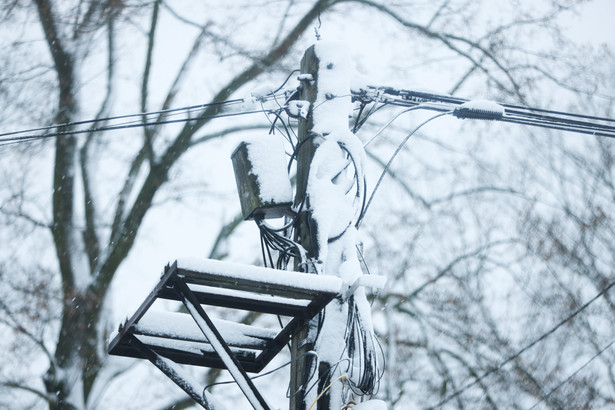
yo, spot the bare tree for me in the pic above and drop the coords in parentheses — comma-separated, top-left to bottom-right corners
(0, 0, 612, 409)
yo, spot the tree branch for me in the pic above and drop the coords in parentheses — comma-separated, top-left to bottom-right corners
(141, 0, 161, 165)
(34, 0, 78, 294)
(95, 0, 336, 298)
(0, 380, 53, 404)
(345, 0, 527, 102)
(108, 149, 146, 250)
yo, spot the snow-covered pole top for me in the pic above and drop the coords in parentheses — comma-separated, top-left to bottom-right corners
(311, 41, 352, 135)
(294, 41, 355, 261)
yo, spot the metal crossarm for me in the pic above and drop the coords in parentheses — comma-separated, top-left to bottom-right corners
(108, 258, 343, 409)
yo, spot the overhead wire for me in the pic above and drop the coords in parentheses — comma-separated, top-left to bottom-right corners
(0, 92, 294, 147)
(527, 338, 615, 409)
(0, 109, 271, 147)
(0, 98, 243, 139)
(353, 86, 615, 138)
(427, 279, 615, 409)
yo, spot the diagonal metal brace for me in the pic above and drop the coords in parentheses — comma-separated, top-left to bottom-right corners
(173, 278, 272, 410)
(128, 335, 221, 409)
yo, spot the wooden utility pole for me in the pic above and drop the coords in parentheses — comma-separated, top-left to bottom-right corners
(290, 43, 320, 410)
(290, 41, 364, 410)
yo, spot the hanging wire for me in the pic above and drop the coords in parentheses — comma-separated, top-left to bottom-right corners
(309, 375, 349, 409)
(255, 217, 307, 271)
(356, 111, 451, 228)
(343, 297, 383, 396)
(202, 350, 319, 398)
(0, 99, 242, 139)
(0, 108, 274, 147)
(363, 106, 422, 148)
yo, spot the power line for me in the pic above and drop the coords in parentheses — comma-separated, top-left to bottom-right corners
(0, 98, 242, 139)
(528, 339, 615, 409)
(0, 92, 293, 147)
(0, 109, 270, 147)
(426, 280, 615, 409)
(353, 86, 615, 138)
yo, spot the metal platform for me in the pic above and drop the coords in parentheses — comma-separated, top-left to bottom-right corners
(108, 258, 342, 409)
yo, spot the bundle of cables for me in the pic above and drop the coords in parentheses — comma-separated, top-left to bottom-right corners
(255, 217, 306, 271)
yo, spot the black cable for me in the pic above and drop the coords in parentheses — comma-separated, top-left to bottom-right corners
(0, 88, 302, 147)
(528, 339, 615, 409)
(427, 280, 615, 409)
(0, 98, 244, 139)
(267, 108, 296, 151)
(352, 87, 615, 138)
(271, 69, 301, 95)
(354, 102, 391, 133)
(363, 106, 423, 148)
(357, 86, 615, 124)
(287, 132, 318, 173)
(203, 350, 319, 396)
(0, 109, 272, 146)
(357, 112, 450, 228)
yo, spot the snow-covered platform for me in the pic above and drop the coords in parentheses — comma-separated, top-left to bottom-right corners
(108, 258, 343, 408)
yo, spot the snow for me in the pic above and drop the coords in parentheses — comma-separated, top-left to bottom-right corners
(300, 41, 380, 408)
(177, 258, 343, 294)
(457, 98, 505, 115)
(343, 274, 387, 299)
(306, 40, 366, 264)
(136, 334, 227, 356)
(135, 311, 277, 347)
(243, 134, 293, 205)
(352, 399, 387, 409)
(188, 283, 311, 307)
(250, 83, 276, 100)
(287, 100, 310, 119)
(312, 41, 353, 135)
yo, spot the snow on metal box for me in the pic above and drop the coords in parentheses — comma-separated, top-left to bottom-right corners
(231, 135, 293, 220)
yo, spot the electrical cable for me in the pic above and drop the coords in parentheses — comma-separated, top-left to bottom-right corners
(309, 375, 348, 410)
(301, 357, 352, 401)
(357, 112, 451, 228)
(0, 109, 272, 147)
(427, 279, 615, 409)
(357, 86, 615, 124)
(256, 217, 306, 271)
(528, 338, 615, 409)
(271, 69, 301, 95)
(352, 87, 615, 138)
(363, 106, 423, 148)
(202, 350, 318, 395)
(0, 92, 295, 146)
(0, 98, 244, 139)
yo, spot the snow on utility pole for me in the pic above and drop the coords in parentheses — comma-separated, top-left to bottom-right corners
(290, 42, 380, 410)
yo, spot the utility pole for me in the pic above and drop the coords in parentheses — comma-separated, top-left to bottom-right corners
(290, 43, 320, 410)
(290, 42, 378, 410)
